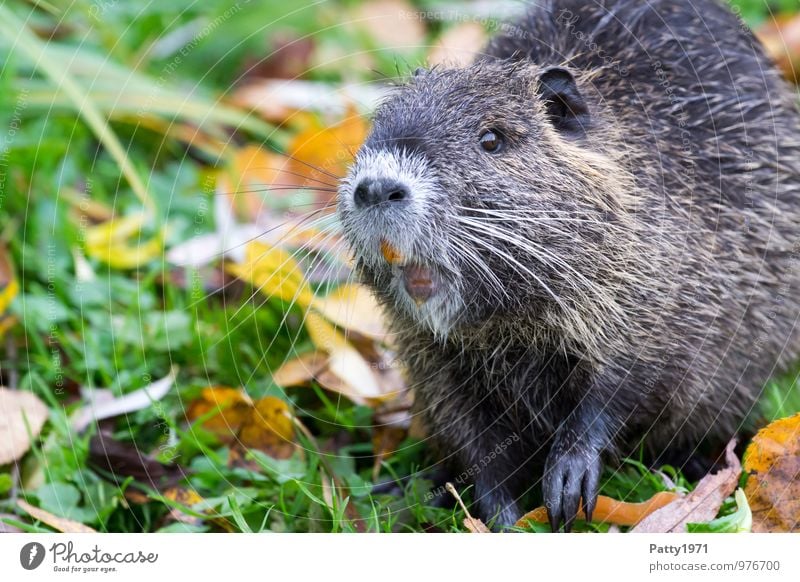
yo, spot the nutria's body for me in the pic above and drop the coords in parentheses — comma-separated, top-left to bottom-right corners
(338, 0, 800, 529)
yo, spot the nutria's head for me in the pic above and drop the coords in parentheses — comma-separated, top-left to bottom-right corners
(338, 60, 638, 340)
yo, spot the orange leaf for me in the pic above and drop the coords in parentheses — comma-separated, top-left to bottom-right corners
(288, 106, 369, 181)
(516, 491, 680, 528)
(743, 412, 800, 532)
(186, 386, 253, 442)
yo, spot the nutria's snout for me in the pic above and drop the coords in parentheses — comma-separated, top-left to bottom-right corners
(338, 146, 462, 335)
(352, 177, 410, 207)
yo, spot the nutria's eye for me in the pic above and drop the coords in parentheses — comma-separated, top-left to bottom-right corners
(479, 130, 504, 153)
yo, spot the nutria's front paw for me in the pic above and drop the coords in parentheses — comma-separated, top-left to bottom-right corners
(543, 443, 602, 532)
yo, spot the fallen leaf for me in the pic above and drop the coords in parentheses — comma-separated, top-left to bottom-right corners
(88, 433, 184, 486)
(313, 284, 387, 341)
(743, 412, 800, 532)
(355, 0, 427, 50)
(228, 239, 403, 408)
(238, 396, 295, 459)
(231, 79, 387, 124)
(226, 240, 314, 306)
(187, 387, 295, 459)
(272, 351, 330, 387)
(515, 490, 680, 528)
(372, 424, 407, 480)
(84, 212, 165, 269)
(445, 482, 490, 533)
(0, 244, 19, 338)
(0, 388, 49, 464)
(632, 440, 741, 533)
(287, 105, 369, 182)
(226, 145, 306, 221)
(756, 14, 800, 84)
(0, 243, 19, 313)
(163, 487, 205, 526)
(243, 34, 315, 81)
(72, 367, 177, 432)
(186, 386, 253, 441)
(17, 499, 96, 533)
(429, 22, 487, 67)
(306, 312, 384, 403)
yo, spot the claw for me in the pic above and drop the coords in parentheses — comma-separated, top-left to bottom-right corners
(544, 444, 604, 532)
(544, 466, 564, 532)
(582, 460, 600, 525)
(562, 471, 582, 533)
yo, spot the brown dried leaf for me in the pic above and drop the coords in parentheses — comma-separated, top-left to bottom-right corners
(17, 500, 96, 533)
(445, 482, 491, 533)
(371, 424, 408, 480)
(88, 434, 184, 486)
(0, 388, 48, 465)
(464, 516, 491, 533)
(632, 440, 740, 533)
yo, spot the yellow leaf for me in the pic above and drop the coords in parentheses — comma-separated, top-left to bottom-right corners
(743, 412, 800, 532)
(226, 241, 314, 307)
(0, 388, 49, 465)
(84, 213, 147, 247)
(238, 396, 295, 459)
(0, 243, 19, 315)
(17, 500, 96, 533)
(186, 386, 253, 441)
(186, 387, 295, 459)
(164, 487, 204, 506)
(84, 212, 164, 269)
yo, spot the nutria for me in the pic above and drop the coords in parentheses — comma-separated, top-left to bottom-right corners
(337, 0, 800, 530)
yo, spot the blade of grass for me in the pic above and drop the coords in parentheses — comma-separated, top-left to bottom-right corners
(0, 6, 154, 213)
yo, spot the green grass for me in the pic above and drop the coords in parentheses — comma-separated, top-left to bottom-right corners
(1, 0, 799, 534)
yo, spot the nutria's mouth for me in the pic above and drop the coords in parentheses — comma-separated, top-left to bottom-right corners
(380, 239, 438, 305)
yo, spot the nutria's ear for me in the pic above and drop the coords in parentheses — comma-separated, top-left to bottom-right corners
(537, 67, 590, 134)
(413, 67, 428, 78)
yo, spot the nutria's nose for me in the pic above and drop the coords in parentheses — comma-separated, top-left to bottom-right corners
(353, 178, 409, 208)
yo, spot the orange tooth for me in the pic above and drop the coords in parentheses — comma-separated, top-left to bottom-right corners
(380, 239, 403, 265)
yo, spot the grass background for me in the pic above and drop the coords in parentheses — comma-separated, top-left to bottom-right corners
(1, 0, 799, 533)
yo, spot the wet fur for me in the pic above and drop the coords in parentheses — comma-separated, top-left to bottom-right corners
(338, 0, 800, 528)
